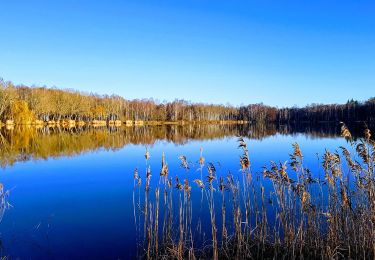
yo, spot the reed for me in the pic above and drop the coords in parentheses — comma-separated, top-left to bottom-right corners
(0, 183, 11, 224)
(133, 123, 375, 259)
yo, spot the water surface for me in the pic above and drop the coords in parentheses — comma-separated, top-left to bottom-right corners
(0, 123, 367, 259)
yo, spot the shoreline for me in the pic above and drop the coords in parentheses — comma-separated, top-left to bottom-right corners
(0, 119, 249, 129)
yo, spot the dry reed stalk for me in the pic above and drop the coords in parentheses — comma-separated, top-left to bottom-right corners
(132, 124, 375, 259)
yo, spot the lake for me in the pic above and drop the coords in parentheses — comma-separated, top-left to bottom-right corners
(0, 123, 371, 259)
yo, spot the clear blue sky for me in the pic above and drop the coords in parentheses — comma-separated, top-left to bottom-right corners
(0, 0, 374, 107)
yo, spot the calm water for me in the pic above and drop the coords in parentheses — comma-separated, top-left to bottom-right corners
(0, 123, 367, 259)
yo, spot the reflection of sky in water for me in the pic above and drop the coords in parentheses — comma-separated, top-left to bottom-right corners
(0, 133, 351, 259)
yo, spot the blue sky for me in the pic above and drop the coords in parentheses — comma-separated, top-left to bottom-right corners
(0, 0, 374, 107)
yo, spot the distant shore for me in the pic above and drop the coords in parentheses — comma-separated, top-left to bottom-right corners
(0, 119, 249, 129)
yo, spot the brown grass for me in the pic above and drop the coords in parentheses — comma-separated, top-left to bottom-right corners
(133, 123, 374, 259)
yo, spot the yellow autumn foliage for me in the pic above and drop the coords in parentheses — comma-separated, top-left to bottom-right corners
(10, 100, 35, 124)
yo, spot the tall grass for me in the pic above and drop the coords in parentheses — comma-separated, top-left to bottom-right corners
(0, 184, 11, 223)
(133, 123, 375, 259)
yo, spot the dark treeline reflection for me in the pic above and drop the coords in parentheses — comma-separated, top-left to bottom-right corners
(0, 123, 370, 167)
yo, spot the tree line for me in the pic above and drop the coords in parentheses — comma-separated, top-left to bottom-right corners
(0, 78, 374, 124)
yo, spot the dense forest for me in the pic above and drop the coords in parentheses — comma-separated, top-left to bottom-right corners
(0, 79, 374, 124)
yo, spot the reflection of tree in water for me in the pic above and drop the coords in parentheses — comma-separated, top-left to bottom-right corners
(0, 122, 372, 167)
